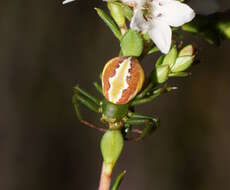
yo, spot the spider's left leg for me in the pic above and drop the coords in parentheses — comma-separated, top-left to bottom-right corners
(124, 113, 159, 141)
(93, 82, 103, 95)
(73, 86, 105, 132)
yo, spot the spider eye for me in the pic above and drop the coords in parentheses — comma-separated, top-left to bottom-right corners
(102, 56, 145, 105)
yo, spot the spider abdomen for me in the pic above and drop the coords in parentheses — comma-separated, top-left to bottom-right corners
(102, 56, 145, 105)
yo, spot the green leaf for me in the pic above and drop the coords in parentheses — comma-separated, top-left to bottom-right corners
(154, 65, 170, 83)
(120, 30, 143, 57)
(171, 56, 194, 73)
(147, 46, 159, 55)
(95, 8, 122, 40)
(108, 2, 126, 28)
(155, 55, 164, 66)
(121, 4, 133, 21)
(111, 171, 126, 190)
(151, 55, 169, 84)
(162, 45, 178, 68)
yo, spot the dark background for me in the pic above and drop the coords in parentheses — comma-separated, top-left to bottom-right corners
(0, 0, 230, 190)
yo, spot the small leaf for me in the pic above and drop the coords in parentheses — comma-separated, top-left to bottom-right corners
(95, 8, 122, 40)
(111, 170, 126, 190)
(120, 30, 143, 57)
(154, 65, 170, 83)
(155, 55, 164, 66)
(121, 4, 133, 21)
(151, 56, 169, 84)
(109, 2, 133, 21)
(108, 2, 126, 28)
(147, 46, 159, 55)
(171, 56, 194, 73)
(162, 45, 178, 68)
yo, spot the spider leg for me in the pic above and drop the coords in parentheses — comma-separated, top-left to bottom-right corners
(124, 113, 159, 141)
(73, 86, 104, 132)
(93, 82, 103, 95)
(74, 85, 100, 105)
(131, 84, 178, 106)
(135, 82, 155, 100)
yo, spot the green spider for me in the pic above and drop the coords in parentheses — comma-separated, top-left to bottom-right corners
(72, 56, 175, 141)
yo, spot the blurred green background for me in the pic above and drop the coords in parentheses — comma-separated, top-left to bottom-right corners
(0, 0, 230, 190)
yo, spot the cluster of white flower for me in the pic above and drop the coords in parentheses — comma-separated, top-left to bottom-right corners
(63, 0, 195, 54)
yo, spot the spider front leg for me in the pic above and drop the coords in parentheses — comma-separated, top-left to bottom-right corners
(131, 84, 178, 106)
(124, 113, 160, 141)
(72, 86, 105, 132)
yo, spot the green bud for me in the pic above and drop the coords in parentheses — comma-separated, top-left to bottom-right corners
(152, 56, 170, 84)
(171, 45, 195, 73)
(178, 45, 195, 57)
(162, 45, 177, 68)
(100, 130, 124, 168)
(108, 2, 126, 29)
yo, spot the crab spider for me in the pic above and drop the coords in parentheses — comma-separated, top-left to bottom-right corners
(72, 56, 175, 141)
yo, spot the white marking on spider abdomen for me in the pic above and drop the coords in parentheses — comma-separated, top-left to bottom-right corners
(108, 57, 132, 103)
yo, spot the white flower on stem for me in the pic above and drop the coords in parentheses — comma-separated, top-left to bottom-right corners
(123, 0, 195, 54)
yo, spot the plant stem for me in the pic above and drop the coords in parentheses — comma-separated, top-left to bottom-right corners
(98, 162, 113, 190)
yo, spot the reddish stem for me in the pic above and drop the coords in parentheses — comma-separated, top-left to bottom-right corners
(98, 162, 113, 190)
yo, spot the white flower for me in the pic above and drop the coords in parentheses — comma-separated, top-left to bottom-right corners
(124, 0, 195, 54)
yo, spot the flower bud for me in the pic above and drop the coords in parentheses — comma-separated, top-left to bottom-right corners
(178, 44, 195, 57)
(102, 56, 145, 104)
(100, 130, 124, 170)
(171, 45, 195, 73)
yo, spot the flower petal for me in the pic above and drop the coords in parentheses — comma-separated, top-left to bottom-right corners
(158, 0, 195, 27)
(148, 19, 172, 54)
(130, 8, 149, 32)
